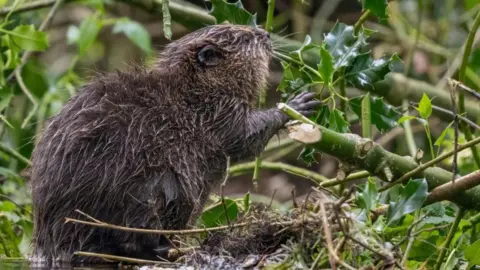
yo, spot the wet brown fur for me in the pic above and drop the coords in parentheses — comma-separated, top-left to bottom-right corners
(29, 24, 318, 265)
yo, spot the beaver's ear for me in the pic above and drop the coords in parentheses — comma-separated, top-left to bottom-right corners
(197, 45, 222, 67)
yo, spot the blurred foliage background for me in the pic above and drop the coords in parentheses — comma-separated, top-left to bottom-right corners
(0, 0, 480, 268)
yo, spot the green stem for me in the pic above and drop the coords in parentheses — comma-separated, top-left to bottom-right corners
(338, 67, 347, 114)
(265, 0, 275, 32)
(354, 10, 371, 36)
(434, 208, 465, 270)
(361, 92, 371, 139)
(457, 12, 480, 169)
(229, 160, 330, 184)
(0, 142, 31, 166)
(252, 157, 261, 190)
(320, 170, 370, 187)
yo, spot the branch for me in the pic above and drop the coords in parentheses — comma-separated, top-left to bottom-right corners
(74, 251, 176, 265)
(379, 135, 480, 192)
(277, 103, 480, 211)
(0, 0, 57, 15)
(425, 170, 480, 205)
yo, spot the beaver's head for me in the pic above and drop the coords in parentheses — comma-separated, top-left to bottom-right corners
(156, 24, 272, 104)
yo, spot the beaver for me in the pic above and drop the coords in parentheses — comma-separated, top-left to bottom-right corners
(29, 24, 320, 265)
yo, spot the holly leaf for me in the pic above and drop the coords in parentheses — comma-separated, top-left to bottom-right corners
(350, 95, 401, 133)
(324, 22, 369, 69)
(345, 53, 400, 91)
(290, 35, 319, 63)
(386, 178, 428, 226)
(318, 44, 334, 84)
(208, 0, 257, 26)
(278, 61, 315, 94)
(417, 93, 432, 119)
(328, 109, 350, 133)
(362, 0, 389, 19)
(313, 104, 331, 126)
(8, 25, 48, 51)
(113, 18, 152, 54)
(356, 177, 378, 214)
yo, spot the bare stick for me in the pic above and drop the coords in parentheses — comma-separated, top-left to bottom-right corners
(65, 216, 295, 236)
(74, 251, 175, 265)
(220, 156, 231, 227)
(425, 170, 480, 204)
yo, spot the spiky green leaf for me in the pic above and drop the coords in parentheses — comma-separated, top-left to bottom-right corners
(345, 54, 400, 91)
(324, 23, 369, 69)
(208, 0, 257, 26)
(350, 95, 401, 133)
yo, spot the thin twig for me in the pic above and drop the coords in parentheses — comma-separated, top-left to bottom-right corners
(448, 79, 480, 101)
(65, 216, 294, 235)
(379, 135, 480, 192)
(0, 0, 57, 16)
(74, 251, 176, 265)
(449, 83, 459, 183)
(220, 156, 231, 227)
(408, 102, 480, 130)
(433, 208, 465, 270)
(320, 202, 336, 270)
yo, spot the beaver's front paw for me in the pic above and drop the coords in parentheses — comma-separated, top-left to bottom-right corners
(286, 92, 321, 117)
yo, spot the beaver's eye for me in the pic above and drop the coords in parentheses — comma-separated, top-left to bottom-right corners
(197, 45, 221, 67)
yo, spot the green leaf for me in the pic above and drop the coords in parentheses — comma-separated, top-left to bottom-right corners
(345, 54, 399, 90)
(324, 22, 369, 69)
(113, 19, 152, 54)
(299, 147, 319, 166)
(362, 0, 389, 19)
(350, 95, 401, 133)
(290, 35, 318, 63)
(318, 44, 334, 83)
(398, 115, 416, 124)
(434, 121, 453, 147)
(208, 0, 257, 26)
(278, 61, 315, 94)
(328, 109, 350, 133)
(418, 93, 432, 119)
(356, 177, 378, 214)
(0, 201, 16, 212)
(386, 178, 428, 226)
(313, 104, 330, 126)
(7, 25, 48, 51)
(465, 239, 480, 267)
(73, 16, 103, 56)
(200, 199, 239, 228)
